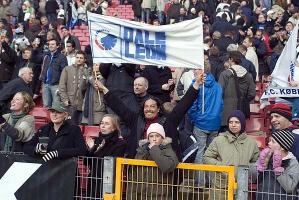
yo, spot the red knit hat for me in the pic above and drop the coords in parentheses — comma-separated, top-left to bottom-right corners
(269, 103, 292, 122)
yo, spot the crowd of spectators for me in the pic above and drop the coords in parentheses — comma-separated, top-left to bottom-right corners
(0, 0, 298, 198)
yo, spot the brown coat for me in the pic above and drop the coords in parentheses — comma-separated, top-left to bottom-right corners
(58, 64, 90, 111)
(126, 137, 179, 200)
(218, 65, 256, 126)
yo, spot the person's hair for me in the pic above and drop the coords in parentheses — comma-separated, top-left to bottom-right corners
(237, 44, 247, 54)
(204, 60, 211, 73)
(135, 76, 149, 88)
(244, 36, 253, 44)
(269, 37, 279, 49)
(22, 47, 32, 53)
(76, 50, 87, 59)
(209, 46, 219, 57)
(16, 91, 35, 114)
(228, 51, 242, 65)
(18, 67, 31, 77)
(102, 114, 121, 135)
(48, 38, 59, 46)
(204, 36, 212, 44)
(66, 39, 76, 48)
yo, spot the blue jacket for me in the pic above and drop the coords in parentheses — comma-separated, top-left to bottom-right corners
(188, 73, 223, 131)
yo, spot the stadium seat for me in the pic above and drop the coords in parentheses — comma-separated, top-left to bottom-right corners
(35, 121, 48, 131)
(84, 125, 99, 138)
(246, 117, 264, 133)
(250, 104, 261, 116)
(74, 32, 84, 37)
(30, 107, 50, 122)
(248, 135, 267, 149)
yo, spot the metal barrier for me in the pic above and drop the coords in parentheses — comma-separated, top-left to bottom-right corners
(74, 156, 115, 200)
(236, 166, 299, 200)
(108, 158, 237, 200)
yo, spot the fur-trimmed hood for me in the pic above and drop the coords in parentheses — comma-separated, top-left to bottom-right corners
(138, 137, 172, 147)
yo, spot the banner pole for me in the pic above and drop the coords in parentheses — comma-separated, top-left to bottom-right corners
(94, 70, 102, 106)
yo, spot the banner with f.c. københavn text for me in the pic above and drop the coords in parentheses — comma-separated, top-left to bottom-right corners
(87, 12, 204, 69)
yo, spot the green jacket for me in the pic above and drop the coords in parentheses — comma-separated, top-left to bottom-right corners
(126, 137, 179, 200)
(203, 131, 259, 199)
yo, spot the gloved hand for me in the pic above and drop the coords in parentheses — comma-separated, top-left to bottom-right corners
(257, 147, 272, 172)
(272, 150, 284, 176)
(35, 143, 47, 155)
(42, 151, 58, 162)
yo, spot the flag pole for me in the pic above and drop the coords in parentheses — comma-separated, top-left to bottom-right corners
(94, 69, 102, 106)
(202, 63, 205, 114)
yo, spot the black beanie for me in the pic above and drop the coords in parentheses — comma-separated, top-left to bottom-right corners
(272, 129, 295, 151)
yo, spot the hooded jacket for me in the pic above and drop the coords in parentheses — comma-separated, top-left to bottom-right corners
(188, 73, 223, 131)
(218, 65, 256, 126)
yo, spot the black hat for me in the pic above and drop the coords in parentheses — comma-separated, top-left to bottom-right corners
(272, 129, 295, 151)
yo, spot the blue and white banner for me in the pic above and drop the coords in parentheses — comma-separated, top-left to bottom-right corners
(260, 22, 299, 108)
(87, 12, 204, 69)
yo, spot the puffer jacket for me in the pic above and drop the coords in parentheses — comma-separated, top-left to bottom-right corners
(188, 73, 223, 131)
(126, 137, 179, 200)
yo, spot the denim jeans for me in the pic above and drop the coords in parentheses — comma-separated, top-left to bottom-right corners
(285, 97, 299, 120)
(141, 8, 151, 23)
(42, 84, 59, 108)
(193, 127, 218, 186)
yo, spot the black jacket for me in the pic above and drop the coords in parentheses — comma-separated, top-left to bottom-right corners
(45, 0, 59, 14)
(141, 66, 173, 103)
(24, 120, 87, 158)
(87, 130, 126, 158)
(41, 51, 67, 85)
(86, 130, 126, 199)
(0, 41, 17, 82)
(104, 85, 198, 159)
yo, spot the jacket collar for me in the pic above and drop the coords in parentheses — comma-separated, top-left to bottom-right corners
(138, 137, 172, 147)
(224, 131, 247, 143)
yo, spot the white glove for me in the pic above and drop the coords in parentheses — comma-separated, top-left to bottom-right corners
(42, 151, 59, 162)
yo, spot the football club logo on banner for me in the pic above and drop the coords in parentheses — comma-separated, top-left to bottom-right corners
(95, 29, 117, 50)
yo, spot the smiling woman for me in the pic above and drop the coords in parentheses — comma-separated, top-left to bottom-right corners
(0, 91, 35, 152)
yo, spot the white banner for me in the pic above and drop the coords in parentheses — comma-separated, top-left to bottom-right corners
(260, 22, 299, 108)
(87, 12, 204, 68)
(262, 87, 299, 98)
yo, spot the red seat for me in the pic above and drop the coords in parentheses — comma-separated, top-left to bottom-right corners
(74, 32, 84, 37)
(250, 104, 262, 116)
(79, 37, 89, 42)
(84, 126, 99, 138)
(246, 117, 264, 133)
(248, 135, 267, 149)
(29, 107, 50, 122)
(35, 121, 48, 131)
(81, 41, 90, 46)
